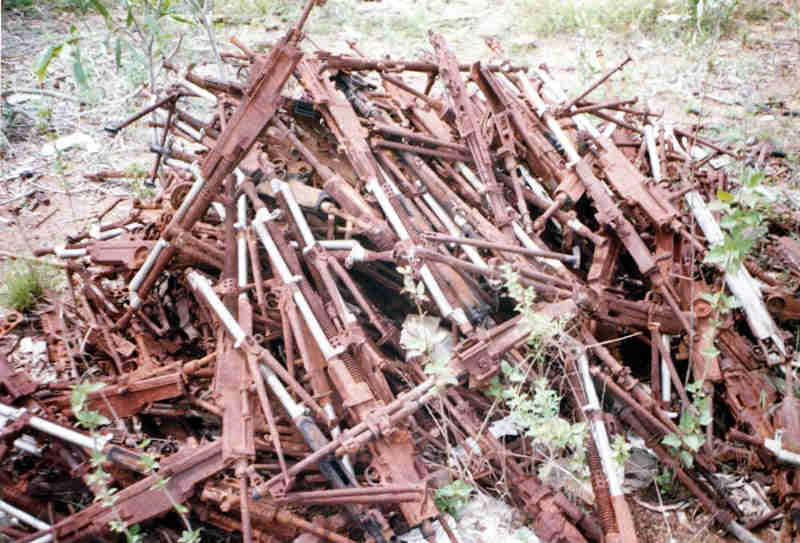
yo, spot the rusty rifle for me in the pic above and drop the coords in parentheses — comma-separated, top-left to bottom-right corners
(117, 0, 315, 327)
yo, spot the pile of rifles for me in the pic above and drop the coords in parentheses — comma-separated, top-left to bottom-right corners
(2, 1, 800, 542)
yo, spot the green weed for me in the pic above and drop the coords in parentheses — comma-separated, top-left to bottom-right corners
(434, 479, 473, 519)
(486, 266, 589, 483)
(655, 468, 676, 496)
(704, 169, 777, 272)
(0, 261, 60, 312)
(488, 362, 589, 482)
(129, 179, 156, 200)
(687, 0, 740, 37)
(125, 161, 149, 178)
(661, 380, 712, 468)
(71, 381, 202, 543)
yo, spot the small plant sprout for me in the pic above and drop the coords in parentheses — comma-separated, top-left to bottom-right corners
(655, 468, 676, 496)
(129, 178, 156, 200)
(499, 263, 569, 348)
(488, 365, 589, 483)
(434, 479, 473, 519)
(612, 434, 632, 470)
(661, 380, 712, 468)
(397, 264, 429, 312)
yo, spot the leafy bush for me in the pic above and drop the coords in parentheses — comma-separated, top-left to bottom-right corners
(488, 362, 589, 481)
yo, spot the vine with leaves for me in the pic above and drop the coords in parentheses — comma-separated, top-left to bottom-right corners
(71, 381, 202, 543)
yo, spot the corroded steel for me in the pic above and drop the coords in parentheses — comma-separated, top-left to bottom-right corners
(4, 11, 795, 543)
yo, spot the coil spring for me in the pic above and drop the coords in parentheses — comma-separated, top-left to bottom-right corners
(586, 435, 618, 535)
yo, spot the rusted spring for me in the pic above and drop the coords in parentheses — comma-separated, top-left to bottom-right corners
(586, 435, 618, 536)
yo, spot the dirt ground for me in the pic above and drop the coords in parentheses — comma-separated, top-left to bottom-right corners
(2, 1, 798, 258)
(1, 1, 799, 541)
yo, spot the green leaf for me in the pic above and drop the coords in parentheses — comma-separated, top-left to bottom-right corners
(700, 344, 720, 359)
(423, 352, 457, 387)
(76, 409, 110, 429)
(139, 452, 159, 473)
(34, 44, 64, 81)
(177, 529, 202, 543)
(434, 479, 473, 518)
(719, 214, 738, 230)
(744, 170, 764, 188)
(661, 432, 681, 449)
(684, 433, 704, 452)
(679, 450, 694, 468)
(698, 406, 713, 426)
(716, 189, 734, 203)
(501, 359, 526, 383)
(486, 377, 503, 400)
(150, 476, 170, 491)
(86, 469, 111, 488)
(90, 450, 108, 468)
(679, 410, 696, 433)
(612, 434, 632, 467)
(400, 315, 445, 358)
(73, 53, 90, 92)
(686, 381, 703, 395)
(126, 5, 134, 27)
(114, 37, 122, 69)
(699, 291, 719, 304)
(170, 14, 192, 24)
(72, 382, 108, 417)
(89, 0, 110, 22)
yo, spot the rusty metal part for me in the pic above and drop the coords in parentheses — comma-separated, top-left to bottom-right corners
(272, 117, 396, 251)
(104, 88, 193, 136)
(24, 441, 226, 541)
(45, 372, 184, 418)
(200, 483, 357, 543)
(118, 1, 313, 322)
(0, 311, 23, 339)
(559, 55, 632, 115)
(764, 286, 800, 322)
(431, 32, 513, 234)
(316, 53, 527, 74)
(273, 485, 425, 506)
(0, 353, 37, 400)
(422, 232, 580, 267)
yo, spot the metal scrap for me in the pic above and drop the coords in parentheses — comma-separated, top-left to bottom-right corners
(2, 4, 799, 543)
